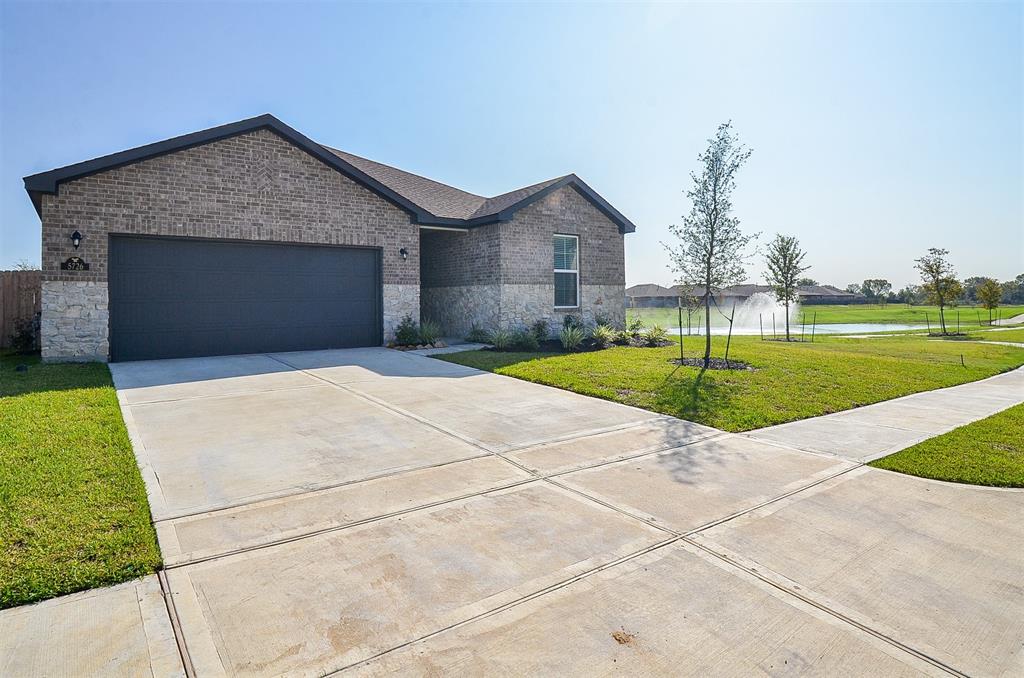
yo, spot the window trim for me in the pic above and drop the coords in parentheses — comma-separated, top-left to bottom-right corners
(553, 233, 580, 309)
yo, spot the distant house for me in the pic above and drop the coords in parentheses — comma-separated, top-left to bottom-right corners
(796, 285, 866, 305)
(626, 284, 678, 307)
(719, 284, 771, 307)
(627, 282, 867, 309)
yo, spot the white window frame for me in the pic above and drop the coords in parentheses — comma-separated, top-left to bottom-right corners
(553, 233, 580, 309)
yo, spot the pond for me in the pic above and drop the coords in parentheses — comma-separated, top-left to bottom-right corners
(671, 322, 926, 336)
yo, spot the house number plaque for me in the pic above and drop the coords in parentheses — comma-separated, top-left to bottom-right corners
(60, 257, 90, 271)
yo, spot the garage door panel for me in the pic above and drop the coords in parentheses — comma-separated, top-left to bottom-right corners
(109, 236, 382, 361)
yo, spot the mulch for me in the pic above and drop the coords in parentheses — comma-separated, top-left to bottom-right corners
(670, 357, 754, 371)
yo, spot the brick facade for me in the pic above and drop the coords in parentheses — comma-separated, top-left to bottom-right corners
(38, 126, 628, 359)
(40, 129, 420, 360)
(420, 185, 626, 337)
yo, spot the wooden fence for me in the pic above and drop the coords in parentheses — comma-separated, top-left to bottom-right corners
(0, 270, 42, 349)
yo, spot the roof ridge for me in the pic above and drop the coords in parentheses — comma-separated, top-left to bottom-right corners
(324, 144, 573, 207)
(25, 114, 635, 233)
(320, 145, 487, 200)
(469, 174, 572, 219)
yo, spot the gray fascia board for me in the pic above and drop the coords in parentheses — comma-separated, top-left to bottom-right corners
(23, 114, 430, 221)
(23, 115, 637, 234)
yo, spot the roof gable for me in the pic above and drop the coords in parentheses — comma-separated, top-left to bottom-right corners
(24, 114, 636, 233)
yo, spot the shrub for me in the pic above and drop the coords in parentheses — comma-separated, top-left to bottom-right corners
(490, 328, 513, 351)
(466, 324, 490, 343)
(8, 317, 38, 353)
(643, 324, 669, 347)
(625, 316, 645, 338)
(511, 329, 539, 351)
(394, 314, 419, 345)
(594, 313, 612, 327)
(529, 319, 549, 343)
(419, 319, 442, 345)
(591, 324, 616, 349)
(560, 325, 585, 352)
(563, 314, 584, 331)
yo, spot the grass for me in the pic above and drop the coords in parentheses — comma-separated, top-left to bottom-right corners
(628, 304, 1024, 329)
(437, 335, 1024, 432)
(870, 404, 1024, 487)
(966, 328, 1024, 344)
(0, 353, 160, 609)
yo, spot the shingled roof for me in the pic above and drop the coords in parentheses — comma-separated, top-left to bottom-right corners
(24, 114, 636, 233)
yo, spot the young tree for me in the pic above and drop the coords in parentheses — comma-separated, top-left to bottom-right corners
(764, 234, 809, 341)
(914, 248, 960, 334)
(961, 276, 988, 304)
(976, 278, 1002, 323)
(664, 122, 756, 367)
(861, 279, 892, 305)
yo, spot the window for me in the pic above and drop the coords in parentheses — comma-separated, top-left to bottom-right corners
(553, 234, 579, 308)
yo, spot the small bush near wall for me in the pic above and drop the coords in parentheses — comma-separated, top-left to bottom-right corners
(419, 319, 442, 345)
(510, 330, 539, 351)
(490, 328, 513, 351)
(591, 324, 616, 349)
(8, 315, 39, 353)
(466, 325, 491, 343)
(529, 319, 549, 343)
(560, 326, 585, 351)
(394, 315, 420, 346)
(642, 324, 671, 347)
(562, 315, 584, 331)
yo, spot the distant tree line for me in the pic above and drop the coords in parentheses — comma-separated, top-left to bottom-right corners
(845, 273, 1024, 307)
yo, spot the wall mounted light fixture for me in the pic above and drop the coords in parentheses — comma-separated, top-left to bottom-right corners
(70, 230, 83, 249)
(399, 247, 408, 261)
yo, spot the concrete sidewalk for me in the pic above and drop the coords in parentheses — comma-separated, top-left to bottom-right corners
(3, 352, 1022, 677)
(745, 366, 1024, 462)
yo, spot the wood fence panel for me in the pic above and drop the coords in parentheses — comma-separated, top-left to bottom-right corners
(0, 270, 42, 349)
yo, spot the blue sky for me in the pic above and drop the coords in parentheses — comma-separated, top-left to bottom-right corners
(2, 1, 1021, 288)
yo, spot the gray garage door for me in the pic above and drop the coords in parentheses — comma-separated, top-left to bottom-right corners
(109, 236, 382, 361)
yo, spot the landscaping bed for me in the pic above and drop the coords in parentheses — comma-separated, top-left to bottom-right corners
(870, 403, 1024, 487)
(0, 354, 160, 609)
(436, 335, 1024, 432)
(670, 357, 754, 370)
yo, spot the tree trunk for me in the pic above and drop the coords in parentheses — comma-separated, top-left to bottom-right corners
(703, 293, 712, 367)
(784, 300, 790, 341)
(939, 301, 947, 334)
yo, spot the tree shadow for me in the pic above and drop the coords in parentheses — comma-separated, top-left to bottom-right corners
(652, 364, 735, 426)
(653, 431, 754, 487)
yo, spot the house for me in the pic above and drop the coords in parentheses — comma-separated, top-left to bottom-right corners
(24, 115, 635, 362)
(718, 284, 771, 307)
(796, 285, 866, 305)
(625, 283, 678, 307)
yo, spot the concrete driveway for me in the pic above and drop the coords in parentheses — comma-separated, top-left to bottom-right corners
(5, 349, 1021, 677)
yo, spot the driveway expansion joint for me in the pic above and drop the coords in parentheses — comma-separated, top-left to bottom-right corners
(681, 537, 968, 677)
(84, 350, 1022, 676)
(157, 569, 196, 678)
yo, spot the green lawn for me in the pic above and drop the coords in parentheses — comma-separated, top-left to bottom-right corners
(628, 304, 1024, 329)
(967, 328, 1024, 344)
(870, 404, 1024, 487)
(0, 354, 160, 609)
(437, 335, 1024, 432)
